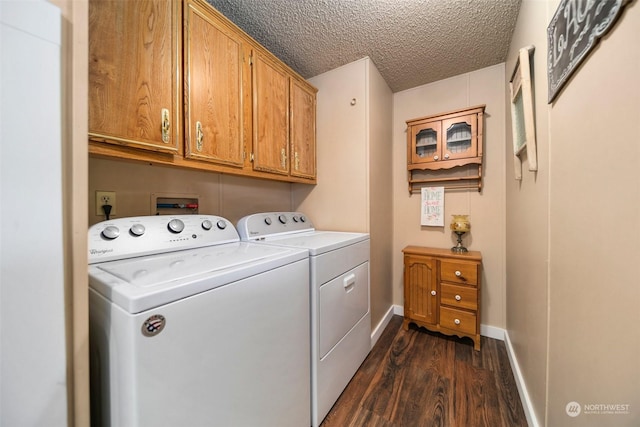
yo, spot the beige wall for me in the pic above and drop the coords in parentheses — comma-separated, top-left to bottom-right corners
(50, 0, 90, 424)
(294, 57, 394, 330)
(392, 64, 507, 329)
(89, 158, 294, 226)
(504, 1, 551, 425)
(507, 1, 640, 426)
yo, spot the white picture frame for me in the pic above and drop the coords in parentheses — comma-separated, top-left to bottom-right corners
(510, 45, 537, 180)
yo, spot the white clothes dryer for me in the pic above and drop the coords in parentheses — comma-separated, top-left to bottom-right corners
(237, 212, 371, 427)
(88, 215, 310, 427)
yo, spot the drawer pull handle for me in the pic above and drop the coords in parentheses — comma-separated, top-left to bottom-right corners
(431, 290, 436, 296)
(343, 273, 356, 293)
(455, 294, 462, 301)
(454, 319, 461, 325)
(455, 270, 462, 277)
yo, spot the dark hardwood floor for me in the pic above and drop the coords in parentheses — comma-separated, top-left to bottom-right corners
(320, 315, 528, 427)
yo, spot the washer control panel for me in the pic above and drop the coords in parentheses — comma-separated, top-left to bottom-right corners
(88, 215, 239, 263)
(236, 212, 314, 240)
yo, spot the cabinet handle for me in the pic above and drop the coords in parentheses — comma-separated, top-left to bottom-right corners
(455, 270, 462, 277)
(294, 152, 299, 170)
(431, 290, 436, 296)
(444, 153, 450, 159)
(281, 148, 287, 168)
(195, 121, 203, 152)
(433, 155, 439, 161)
(455, 294, 462, 301)
(161, 108, 170, 143)
(454, 319, 461, 325)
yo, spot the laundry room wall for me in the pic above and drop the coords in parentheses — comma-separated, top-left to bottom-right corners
(392, 64, 507, 330)
(89, 157, 296, 226)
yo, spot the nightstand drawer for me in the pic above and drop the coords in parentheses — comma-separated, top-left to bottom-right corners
(441, 283, 477, 311)
(440, 261, 477, 285)
(440, 307, 477, 335)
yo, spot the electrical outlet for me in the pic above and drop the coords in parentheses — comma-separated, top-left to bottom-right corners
(96, 191, 116, 216)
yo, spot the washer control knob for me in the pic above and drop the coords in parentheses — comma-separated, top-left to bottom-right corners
(299, 215, 306, 223)
(201, 220, 213, 230)
(292, 215, 299, 222)
(278, 214, 287, 224)
(216, 220, 227, 230)
(101, 225, 120, 240)
(129, 224, 145, 237)
(264, 217, 272, 226)
(167, 219, 185, 233)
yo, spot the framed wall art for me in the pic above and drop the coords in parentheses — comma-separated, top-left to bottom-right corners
(547, 0, 634, 103)
(510, 45, 537, 180)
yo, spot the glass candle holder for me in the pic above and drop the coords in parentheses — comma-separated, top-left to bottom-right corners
(450, 214, 470, 252)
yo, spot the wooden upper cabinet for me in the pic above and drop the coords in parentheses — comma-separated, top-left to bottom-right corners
(252, 52, 290, 176)
(183, 0, 244, 167)
(290, 79, 317, 180)
(88, 0, 181, 153)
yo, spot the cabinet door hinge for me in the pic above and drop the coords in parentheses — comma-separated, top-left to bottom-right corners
(250, 153, 255, 162)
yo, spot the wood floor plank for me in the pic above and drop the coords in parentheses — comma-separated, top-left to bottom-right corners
(320, 315, 528, 427)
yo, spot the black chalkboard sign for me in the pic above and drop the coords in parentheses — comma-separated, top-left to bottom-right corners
(547, 0, 634, 103)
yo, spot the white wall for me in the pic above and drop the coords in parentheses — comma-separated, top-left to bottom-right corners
(0, 2, 68, 425)
(392, 64, 507, 329)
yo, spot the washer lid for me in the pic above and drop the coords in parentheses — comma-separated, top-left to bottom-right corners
(89, 242, 307, 313)
(257, 231, 369, 256)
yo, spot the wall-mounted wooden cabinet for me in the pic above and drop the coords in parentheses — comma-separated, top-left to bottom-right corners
(406, 105, 484, 193)
(403, 246, 482, 351)
(183, 0, 244, 168)
(88, 0, 317, 184)
(88, 0, 182, 154)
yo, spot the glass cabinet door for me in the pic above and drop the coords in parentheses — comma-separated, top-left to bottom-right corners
(411, 121, 441, 164)
(442, 114, 477, 160)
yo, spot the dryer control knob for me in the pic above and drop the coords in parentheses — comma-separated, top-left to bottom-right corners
(299, 215, 306, 223)
(264, 217, 272, 226)
(101, 225, 120, 240)
(130, 224, 145, 236)
(167, 219, 185, 233)
(201, 220, 213, 230)
(292, 215, 299, 222)
(216, 220, 227, 230)
(278, 214, 287, 224)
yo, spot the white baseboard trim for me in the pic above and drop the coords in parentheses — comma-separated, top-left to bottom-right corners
(370, 305, 395, 348)
(504, 330, 540, 427)
(385, 305, 538, 426)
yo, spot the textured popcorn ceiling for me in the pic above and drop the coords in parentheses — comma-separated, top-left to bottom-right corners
(206, 0, 522, 92)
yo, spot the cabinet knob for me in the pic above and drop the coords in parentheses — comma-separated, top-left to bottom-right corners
(431, 290, 436, 296)
(455, 270, 462, 277)
(455, 294, 462, 301)
(444, 153, 450, 159)
(433, 155, 439, 161)
(454, 319, 461, 325)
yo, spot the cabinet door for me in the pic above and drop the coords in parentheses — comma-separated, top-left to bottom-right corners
(409, 121, 441, 165)
(442, 114, 477, 160)
(89, 0, 180, 153)
(289, 79, 316, 180)
(252, 52, 289, 175)
(184, 1, 244, 167)
(404, 254, 438, 325)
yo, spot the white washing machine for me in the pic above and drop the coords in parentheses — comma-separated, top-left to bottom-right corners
(88, 215, 310, 427)
(237, 212, 371, 427)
